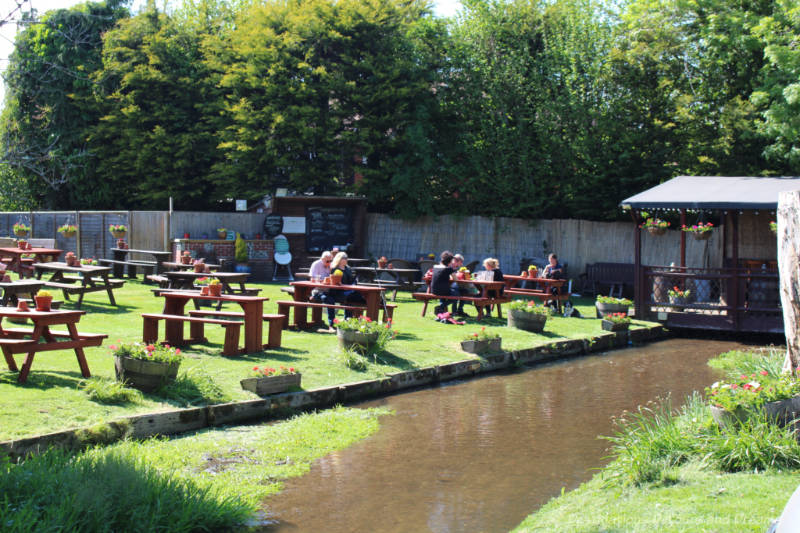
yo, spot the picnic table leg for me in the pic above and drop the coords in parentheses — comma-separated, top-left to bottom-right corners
(17, 323, 44, 383)
(162, 298, 187, 345)
(240, 301, 263, 353)
(420, 300, 428, 316)
(66, 323, 91, 378)
(365, 293, 380, 321)
(1, 346, 18, 372)
(103, 274, 117, 306)
(293, 286, 311, 329)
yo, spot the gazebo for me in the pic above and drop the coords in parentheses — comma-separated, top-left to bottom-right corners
(621, 176, 800, 334)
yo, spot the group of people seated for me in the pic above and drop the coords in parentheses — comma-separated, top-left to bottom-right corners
(308, 250, 365, 328)
(431, 251, 565, 318)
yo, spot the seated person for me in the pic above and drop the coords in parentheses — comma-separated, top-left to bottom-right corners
(431, 251, 457, 315)
(541, 253, 564, 296)
(450, 253, 470, 317)
(309, 251, 336, 327)
(478, 257, 504, 317)
(329, 252, 365, 321)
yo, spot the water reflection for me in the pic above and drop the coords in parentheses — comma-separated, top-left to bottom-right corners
(260, 338, 745, 533)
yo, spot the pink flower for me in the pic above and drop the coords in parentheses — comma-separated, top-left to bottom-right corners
(147, 344, 156, 352)
(289, 367, 295, 373)
(364, 317, 372, 322)
(109, 345, 117, 350)
(175, 349, 180, 355)
(760, 370, 768, 376)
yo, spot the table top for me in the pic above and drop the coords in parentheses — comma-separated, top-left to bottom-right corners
(0, 247, 62, 255)
(111, 248, 172, 258)
(290, 280, 386, 293)
(165, 271, 249, 280)
(157, 290, 268, 302)
(0, 306, 85, 319)
(33, 261, 112, 273)
(162, 261, 221, 271)
(504, 274, 565, 285)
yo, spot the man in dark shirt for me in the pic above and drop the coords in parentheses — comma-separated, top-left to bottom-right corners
(431, 251, 456, 315)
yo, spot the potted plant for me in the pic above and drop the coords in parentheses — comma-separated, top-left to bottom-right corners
(334, 316, 394, 350)
(456, 266, 472, 280)
(601, 312, 631, 332)
(681, 222, 714, 240)
(58, 224, 77, 238)
(217, 228, 227, 239)
(461, 326, 501, 354)
(770, 221, 778, 234)
(111, 341, 182, 392)
(13, 222, 30, 238)
(64, 251, 77, 266)
(79, 258, 98, 266)
(17, 239, 26, 250)
(524, 265, 538, 278)
(668, 286, 691, 306)
(241, 365, 301, 396)
(640, 214, 669, 236)
(208, 278, 223, 297)
(507, 300, 549, 332)
(34, 289, 54, 311)
(595, 295, 632, 318)
(193, 259, 206, 273)
(234, 233, 250, 273)
(706, 371, 800, 429)
(108, 224, 127, 239)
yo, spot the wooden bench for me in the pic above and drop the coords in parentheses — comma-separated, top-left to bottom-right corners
(188, 310, 285, 348)
(411, 293, 510, 320)
(581, 262, 634, 298)
(146, 274, 170, 287)
(98, 258, 157, 279)
(357, 282, 400, 301)
(1, 327, 106, 342)
(276, 300, 368, 329)
(505, 288, 572, 302)
(141, 313, 242, 356)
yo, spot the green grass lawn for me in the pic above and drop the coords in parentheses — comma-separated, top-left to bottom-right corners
(0, 280, 652, 441)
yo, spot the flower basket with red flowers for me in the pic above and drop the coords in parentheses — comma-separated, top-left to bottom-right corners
(241, 365, 301, 396)
(681, 222, 714, 240)
(461, 327, 501, 353)
(601, 312, 631, 332)
(111, 341, 182, 392)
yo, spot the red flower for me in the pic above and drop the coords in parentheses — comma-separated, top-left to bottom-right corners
(760, 370, 768, 376)
(253, 366, 259, 371)
(175, 349, 180, 355)
(364, 317, 372, 322)
(289, 367, 295, 373)
(146, 344, 155, 351)
(333, 318, 340, 324)
(110, 345, 117, 350)
(473, 333, 478, 337)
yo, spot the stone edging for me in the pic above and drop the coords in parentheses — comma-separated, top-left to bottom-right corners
(0, 325, 665, 459)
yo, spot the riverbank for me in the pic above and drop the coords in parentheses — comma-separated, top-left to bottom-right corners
(513, 347, 800, 532)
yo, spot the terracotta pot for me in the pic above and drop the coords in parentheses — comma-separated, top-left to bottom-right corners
(17, 241, 26, 249)
(209, 284, 222, 297)
(331, 276, 342, 286)
(181, 255, 191, 265)
(218, 231, 227, 239)
(240, 373, 301, 396)
(193, 263, 205, 273)
(34, 295, 53, 312)
(200, 286, 210, 296)
(16, 300, 29, 312)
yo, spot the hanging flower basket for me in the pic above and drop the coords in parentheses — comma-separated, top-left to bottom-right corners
(692, 230, 712, 240)
(647, 226, 667, 236)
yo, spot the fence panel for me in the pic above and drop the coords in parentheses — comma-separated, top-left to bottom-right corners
(169, 212, 266, 240)
(129, 211, 168, 260)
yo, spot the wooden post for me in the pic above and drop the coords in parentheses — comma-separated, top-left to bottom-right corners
(679, 209, 686, 269)
(779, 191, 800, 373)
(731, 211, 740, 331)
(632, 210, 642, 318)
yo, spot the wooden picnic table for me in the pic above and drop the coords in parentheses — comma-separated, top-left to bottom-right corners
(164, 271, 254, 294)
(105, 247, 173, 278)
(156, 291, 269, 353)
(33, 262, 124, 309)
(503, 274, 568, 311)
(352, 266, 419, 288)
(0, 247, 62, 277)
(289, 280, 386, 322)
(0, 279, 44, 306)
(308, 256, 372, 266)
(415, 277, 510, 320)
(161, 261, 221, 272)
(0, 307, 106, 383)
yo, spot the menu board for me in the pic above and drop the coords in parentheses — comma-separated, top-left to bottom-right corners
(305, 206, 354, 252)
(262, 214, 284, 238)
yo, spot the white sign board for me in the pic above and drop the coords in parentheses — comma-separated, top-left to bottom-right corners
(235, 199, 247, 211)
(282, 216, 306, 234)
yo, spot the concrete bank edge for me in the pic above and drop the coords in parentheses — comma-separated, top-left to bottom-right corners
(1, 325, 666, 459)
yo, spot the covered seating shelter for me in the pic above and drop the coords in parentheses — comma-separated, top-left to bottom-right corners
(621, 176, 800, 334)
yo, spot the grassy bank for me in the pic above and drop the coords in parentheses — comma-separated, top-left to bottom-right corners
(514, 348, 799, 532)
(0, 280, 653, 441)
(0, 406, 390, 531)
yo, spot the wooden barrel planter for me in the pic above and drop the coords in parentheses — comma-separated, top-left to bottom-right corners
(240, 373, 301, 396)
(507, 309, 547, 333)
(114, 356, 180, 392)
(337, 329, 379, 349)
(595, 302, 629, 318)
(710, 395, 800, 430)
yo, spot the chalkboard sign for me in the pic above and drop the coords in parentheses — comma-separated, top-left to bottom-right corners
(263, 214, 284, 238)
(305, 206, 354, 253)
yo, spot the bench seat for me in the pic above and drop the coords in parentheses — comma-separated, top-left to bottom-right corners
(98, 258, 156, 279)
(141, 313, 242, 356)
(275, 300, 368, 329)
(411, 293, 510, 320)
(188, 310, 285, 348)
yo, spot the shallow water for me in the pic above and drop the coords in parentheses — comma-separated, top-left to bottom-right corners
(259, 338, 746, 533)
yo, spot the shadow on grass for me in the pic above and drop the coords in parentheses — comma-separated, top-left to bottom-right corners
(60, 301, 138, 315)
(369, 350, 416, 370)
(0, 370, 86, 389)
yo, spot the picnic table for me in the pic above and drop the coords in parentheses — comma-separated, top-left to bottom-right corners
(352, 266, 420, 293)
(0, 307, 106, 383)
(100, 248, 173, 279)
(0, 279, 44, 306)
(153, 291, 269, 354)
(414, 277, 511, 320)
(161, 261, 221, 272)
(281, 280, 389, 329)
(34, 262, 124, 309)
(0, 247, 62, 277)
(503, 274, 569, 311)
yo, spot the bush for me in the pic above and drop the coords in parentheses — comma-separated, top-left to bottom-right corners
(707, 413, 800, 472)
(156, 369, 231, 406)
(81, 377, 142, 405)
(339, 348, 368, 371)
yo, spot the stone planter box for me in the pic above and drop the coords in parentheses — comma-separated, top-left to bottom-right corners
(601, 320, 629, 332)
(710, 395, 800, 429)
(337, 328, 380, 349)
(507, 309, 547, 333)
(595, 301, 629, 319)
(460, 338, 501, 354)
(114, 356, 180, 392)
(240, 373, 301, 396)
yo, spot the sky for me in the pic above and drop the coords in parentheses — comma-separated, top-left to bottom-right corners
(0, 0, 462, 105)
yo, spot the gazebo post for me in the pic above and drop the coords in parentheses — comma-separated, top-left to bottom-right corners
(632, 210, 642, 318)
(731, 211, 740, 331)
(680, 209, 686, 269)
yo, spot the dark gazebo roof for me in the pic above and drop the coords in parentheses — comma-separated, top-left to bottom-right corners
(620, 176, 800, 210)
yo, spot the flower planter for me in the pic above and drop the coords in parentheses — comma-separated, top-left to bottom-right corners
(240, 373, 301, 396)
(507, 309, 547, 333)
(114, 355, 180, 392)
(60, 230, 76, 238)
(646, 226, 666, 236)
(488, 338, 502, 351)
(668, 295, 688, 306)
(595, 302, 629, 319)
(691, 231, 712, 241)
(34, 295, 53, 312)
(111, 231, 126, 240)
(601, 320, 629, 332)
(14, 230, 28, 238)
(337, 328, 379, 349)
(218, 231, 228, 239)
(710, 395, 800, 429)
(461, 339, 489, 354)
